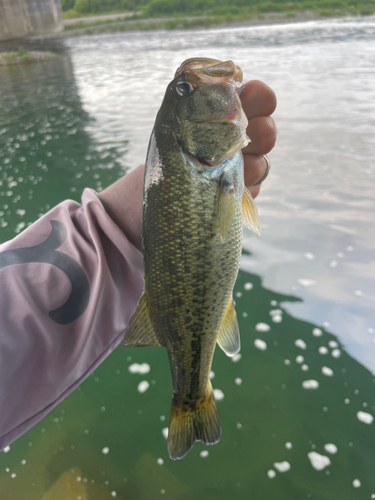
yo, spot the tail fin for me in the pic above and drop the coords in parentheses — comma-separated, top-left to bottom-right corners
(167, 383, 221, 460)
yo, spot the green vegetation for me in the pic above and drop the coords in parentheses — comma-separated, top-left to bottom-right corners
(61, 0, 375, 17)
(0, 47, 31, 65)
(0, 47, 57, 66)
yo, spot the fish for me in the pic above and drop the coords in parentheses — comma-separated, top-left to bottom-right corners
(124, 57, 261, 460)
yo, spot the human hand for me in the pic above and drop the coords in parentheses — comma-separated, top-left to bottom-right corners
(240, 80, 277, 198)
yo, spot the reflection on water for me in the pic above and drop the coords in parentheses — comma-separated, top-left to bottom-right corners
(1, 15, 375, 499)
(0, 270, 375, 499)
(0, 54, 126, 243)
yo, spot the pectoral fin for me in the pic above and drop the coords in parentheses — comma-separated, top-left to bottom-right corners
(123, 291, 160, 347)
(218, 175, 236, 241)
(217, 298, 240, 356)
(242, 187, 261, 235)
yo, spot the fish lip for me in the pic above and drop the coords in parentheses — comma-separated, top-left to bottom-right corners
(193, 112, 248, 130)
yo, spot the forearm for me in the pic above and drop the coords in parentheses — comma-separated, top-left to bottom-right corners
(98, 164, 145, 253)
(0, 189, 144, 450)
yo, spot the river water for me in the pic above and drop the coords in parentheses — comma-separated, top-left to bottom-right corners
(0, 15, 375, 499)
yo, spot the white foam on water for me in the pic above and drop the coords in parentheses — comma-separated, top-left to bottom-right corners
(137, 381, 150, 393)
(331, 349, 341, 358)
(353, 479, 361, 488)
(322, 366, 334, 377)
(209, 371, 215, 379)
(357, 411, 373, 424)
(267, 470, 276, 478)
(273, 461, 290, 472)
(285, 442, 292, 449)
(272, 314, 282, 323)
(255, 323, 270, 332)
(270, 309, 282, 316)
(312, 328, 323, 337)
(329, 341, 338, 348)
(324, 443, 338, 454)
(307, 451, 331, 470)
(302, 380, 319, 389)
(295, 339, 307, 350)
(296, 355, 304, 364)
(235, 378, 242, 385)
(102, 447, 109, 455)
(162, 428, 168, 439)
(319, 346, 328, 355)
(231, 353, 241, 363)
(200, 450, 209, 458)
(3, 446, 10, 453)
(301, 364, 309, 371)
(254, 339, 267, 351)
(214, 389, 224, 401)
(157, 458, 164, 465)
(244, 283, 253, 290)
(128, 363, 150, 374)
(284, 359, 291, 365)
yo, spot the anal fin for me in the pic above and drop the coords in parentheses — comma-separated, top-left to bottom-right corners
(124, 291, 160, 347)
(242, 187, 261, 235)
(217, 297, 240, 356)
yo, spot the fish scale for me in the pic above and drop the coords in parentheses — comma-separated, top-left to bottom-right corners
(124, 58, 260, 460)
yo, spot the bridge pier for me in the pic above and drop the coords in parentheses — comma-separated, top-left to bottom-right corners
(0, 0, 63, 42)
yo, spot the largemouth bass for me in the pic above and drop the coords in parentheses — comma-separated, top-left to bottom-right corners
(124, 57, 260, 460)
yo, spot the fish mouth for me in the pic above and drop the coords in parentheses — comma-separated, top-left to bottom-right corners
(201, 108, 249, 130)
(175, 58, 243, 83)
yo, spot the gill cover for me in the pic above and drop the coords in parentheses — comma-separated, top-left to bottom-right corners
(168, 58, 250, 166)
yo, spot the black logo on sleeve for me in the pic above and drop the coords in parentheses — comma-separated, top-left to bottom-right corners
(0, 220, 90, 325)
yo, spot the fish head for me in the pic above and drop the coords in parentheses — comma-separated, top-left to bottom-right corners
(161, 58, 250, 167)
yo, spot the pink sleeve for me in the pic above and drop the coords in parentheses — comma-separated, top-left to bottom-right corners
(0, 189, 144, 450)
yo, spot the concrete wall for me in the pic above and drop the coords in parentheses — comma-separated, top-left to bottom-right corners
(0, 0, 63, 42)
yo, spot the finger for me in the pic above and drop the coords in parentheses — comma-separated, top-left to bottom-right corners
(248, 184, 261, 199)
(242, 116, 277, 156)
(243, 154, 270, 188)
(241, 80, 277, 119)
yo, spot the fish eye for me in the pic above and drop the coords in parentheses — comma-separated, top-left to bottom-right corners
(176, 81, 194, 97)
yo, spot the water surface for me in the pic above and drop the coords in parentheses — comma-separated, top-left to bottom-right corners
(0, 16, 375, 499)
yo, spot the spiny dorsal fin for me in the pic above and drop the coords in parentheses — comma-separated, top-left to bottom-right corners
(123, 291, 160, 347)
(218, 176, 236, 241)
(242, 187, 261, 236)
(217, 298, 240, 356)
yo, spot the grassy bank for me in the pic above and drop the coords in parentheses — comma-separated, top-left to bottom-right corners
(62, 8, 374, 36)
(62, 0, 375, 20)
(0, 47, 57, 66)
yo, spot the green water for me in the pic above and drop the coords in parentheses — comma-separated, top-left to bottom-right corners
(1, 18, 375, 500)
